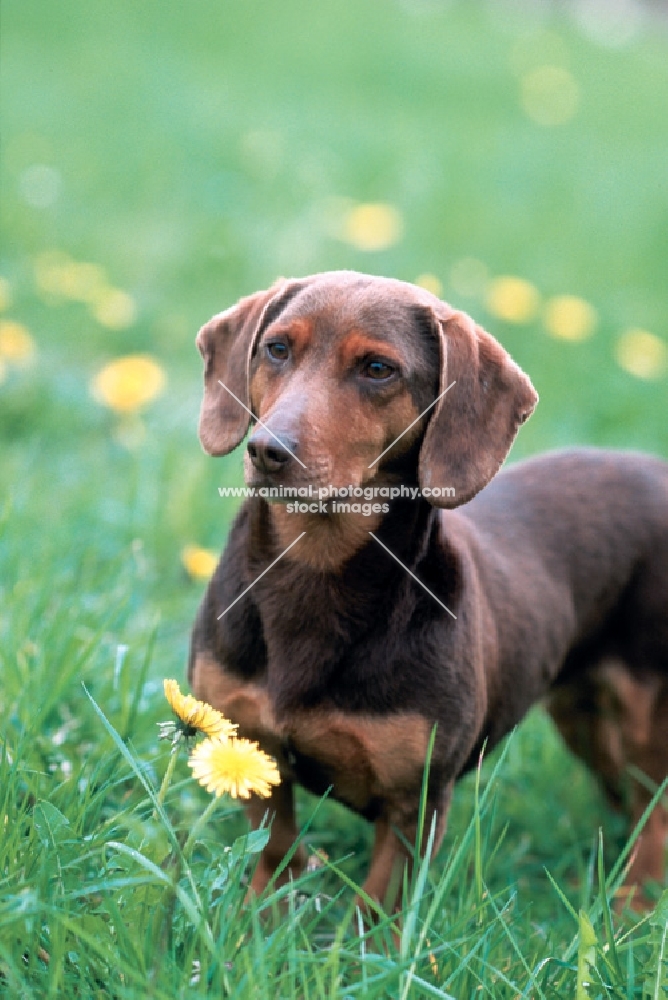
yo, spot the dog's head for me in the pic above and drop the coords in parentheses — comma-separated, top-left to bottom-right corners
(196, 271, 537, 508)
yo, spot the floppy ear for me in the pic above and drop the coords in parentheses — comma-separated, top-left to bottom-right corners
(418, 308, 538, 508)
(196, 280, 293, 455)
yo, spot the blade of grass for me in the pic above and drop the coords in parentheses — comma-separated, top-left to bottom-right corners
(484, 886, 548, 1000)
(576, 909, 597, 1000)
(607, 776, 668, 891)
(400, 812, 437, 975)
(545, 866, 579, 923)
(562, 775, 668, 965)
(411, 723, 438, 898)
(406, 732, 516, 975)
(651, 920, 667, 1000)
(82, 684, 215, 953)
(474, 743, 486, 909)
(597, 827, 622, 980)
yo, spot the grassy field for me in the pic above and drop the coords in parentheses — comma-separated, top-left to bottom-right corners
(1, 0, 667, 995)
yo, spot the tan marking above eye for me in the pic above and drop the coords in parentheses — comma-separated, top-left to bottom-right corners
(261, 318, 313, 360)
(337, 330, 403, 372)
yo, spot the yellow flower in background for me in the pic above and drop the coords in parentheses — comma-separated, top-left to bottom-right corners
(181, 545, 218, 581)
(34, 252, 137, 329)
(486, 276, 540, 324)
(189, 735, 281, 799)
(91, 354, 165, 413)
(615, 329, 667, 380)
(415, 273, 443, 298)
(0, 320, 36, 365)
(0, 277, 11, 311)
(544, 296, 598, 341)
(520, 66, 579, 127)
(59, 262, 107, 303)
(341, 202, 403, 251)
(91, 288, 137, 330)
(35, 252, 107, 302)
(163, 679, 238, 740)
(72, 263, 107, 301)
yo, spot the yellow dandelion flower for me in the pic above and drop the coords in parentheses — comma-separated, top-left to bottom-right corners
(189, 736, 281, 799)
(91, 287, 137, 330)
(543, 295, 598, 342)
(91, 354, 166, 413)
(415, 273, 443, 298)
(0, 320, 36, 364)
(486, 276, 540, 324)
(341, 202, 403, 252)
(59, 261, 107, 302)
(615, 329, 667, 380)
(0, 277, 11, 311)
(163, 679, 237, 740)
(520, 66, 579, 127)
(34, 252, 107, 302)
(181, 545, 218, 581)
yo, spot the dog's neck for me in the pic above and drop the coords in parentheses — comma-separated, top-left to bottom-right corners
(245, 490, 455, 712)
(252, 491, 435, 567)
(267, 502, 385, 573)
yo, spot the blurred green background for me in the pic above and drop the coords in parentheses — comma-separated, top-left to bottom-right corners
(1, 0, 667, 917)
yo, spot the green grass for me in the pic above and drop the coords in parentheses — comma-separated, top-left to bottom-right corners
(1, 0, 667, 995)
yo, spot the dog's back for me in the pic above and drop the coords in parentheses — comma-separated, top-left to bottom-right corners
(462, 448, 668, 680)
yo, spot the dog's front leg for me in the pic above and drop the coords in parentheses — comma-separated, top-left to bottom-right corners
(245, 779, 307, 897)
(359, 815, 401, 912)
(359, 784, 453, 915)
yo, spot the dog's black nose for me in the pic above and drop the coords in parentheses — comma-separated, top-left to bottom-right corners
(247, 427, 296, 474)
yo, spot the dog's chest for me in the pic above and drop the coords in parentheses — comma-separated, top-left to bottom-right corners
(191, 654, 430, 815)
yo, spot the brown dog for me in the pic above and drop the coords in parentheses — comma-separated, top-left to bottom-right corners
(188, 271, 668, 911)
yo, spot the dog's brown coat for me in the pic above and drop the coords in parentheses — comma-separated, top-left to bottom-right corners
(190, 271, 668, 911)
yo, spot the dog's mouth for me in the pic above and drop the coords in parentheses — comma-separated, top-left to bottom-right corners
(244, 470, 338, 505)
(244, 450, 337, 497)
(242, 445, 416, 512)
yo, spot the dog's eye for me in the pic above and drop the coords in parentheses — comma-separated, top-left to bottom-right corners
(266, 342, 289, 362)
(364, 359, 395, 380)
